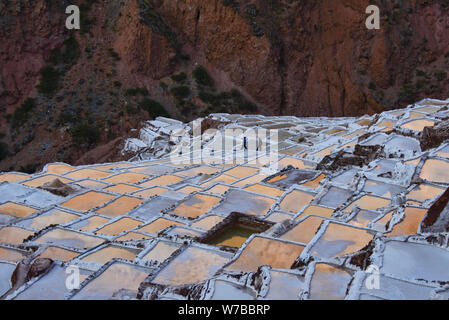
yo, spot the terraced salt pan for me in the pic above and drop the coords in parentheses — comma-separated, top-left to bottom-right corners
(226, 237, 305, 272)
(381, 241, 449, 283)
(152, 246, 231, 286)
(71, 262, 149, 300)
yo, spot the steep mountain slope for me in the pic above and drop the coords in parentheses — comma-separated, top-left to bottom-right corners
(0, 0, 448, 171)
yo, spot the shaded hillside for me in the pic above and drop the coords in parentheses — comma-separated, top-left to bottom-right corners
(0, 0, 448, 171)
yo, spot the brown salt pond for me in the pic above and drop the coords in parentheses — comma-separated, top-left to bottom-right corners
(279, 190, 315, 213)
(61, 191, 115, 213)
(308, 263, 352, 300)
(243, 184, 284, 197)
(133, 186, 169, 198)
(115, 231, 152, 242)
(142, 241, 181, 262)
(152, 247, 231, 286)
(281, 216, 324, 244)
(96, 217, 143, 236)
(310, 223, 373, 258)
(33, 228, 105, 249)
(176, 186, 202, 194)
(95, 196, 144, 218)
(103, 184, 141, 194)
(104, 172, 150, 184)
(419, 159, 449, 183)
(225, 166, 259, 179)
(0, 173, 29, 183)
(171, 194, 221, 219)
(226, 237, 305, 272)
(138, 218, 183, 235)
(21, 209, 78, 230)
(191, 215, 224, 231)
(70, 216, 110, 232)
(139, 174, 183, 187)
(0, 227, 34, 245)
(39, 246, 79, 262)
(206, 184, 230, 195)
(295, 205, 334, 220)
(386, 207, 427, 237)
(401, 119, 435, 132)
(22, 175, 73, 188)
(71, 262, 149, 300)
(65, 168, 112, 180)
(343, 195, 390, 213)
(0, 202, 37, 218)
(0, 246, 26, 262)
(406, 184, 445, 202)
(81, 245, 140, 264)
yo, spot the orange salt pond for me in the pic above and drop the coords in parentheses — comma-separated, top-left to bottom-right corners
(70, 216, 110, 232)
(151, 247, 230, 286)
(65, 168, 112, 180)
(0, 173, 29, 183)
(171, 194, 221, 219)
(226, 237, 305, 272)
(243, 184, 284, 197)
(96, 217, 143, 236)
(295, 205, 334, 220)
(401, 119, 435, 132)
(23, 209, 78, 230)
(310, 223, 373, 258)
(61, 191, 115, 212)
(133, 186, 169, 198)
(95, 196, 144, 217)
(407, 184, 445, 202)
(281, 216, 324, 244)
(139, 174, 183, 187)
(103, 184, 141, 194)
(279, 190, 314, 213)
(39, 246, 79, 262)
(33, 228, 105, 249)
(138, 218, 183, 235)
(81, 245, 140, 264)
(0, 227, 34, 245)
(191, 215, 224, 231)
(0, 202, 37, 218)
(22, 175, 73, 188)
(142, 241, 181, 262)
(386, 207, 427, 237)
(344, 195, 390, 212)
(104, 172, 150, 184)
(419, 159, 449, 183)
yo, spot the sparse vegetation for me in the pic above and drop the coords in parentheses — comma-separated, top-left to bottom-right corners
(193, 66, 214, 87)
(125, 87, 149, 96)
(11, 98, 37, 128)
(139, 98, 169, 118)
(171, 72, 187, 83)
(71, 123, 100, 145)
(170, 86, 191, 101)
(37, 66, 61, 97)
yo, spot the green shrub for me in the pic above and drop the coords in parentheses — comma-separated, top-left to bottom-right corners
(125, 87, 149, 96)
(139, 98, 169, 118)
(171, 72, 187, 83)
(71, 123, 100, 145)
(108, 48, 121, 61)
(435, 71, 447, 81)
(170, 86, 191, 101)
(18, 163, 40, 174)
(193, 66, 214, 87)
(37, 66, 61, 97)
(0, 142, 9, 161)
(11, 98, 37, 128)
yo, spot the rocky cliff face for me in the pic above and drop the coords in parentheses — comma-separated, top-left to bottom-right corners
(0, 0, 448, 171)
